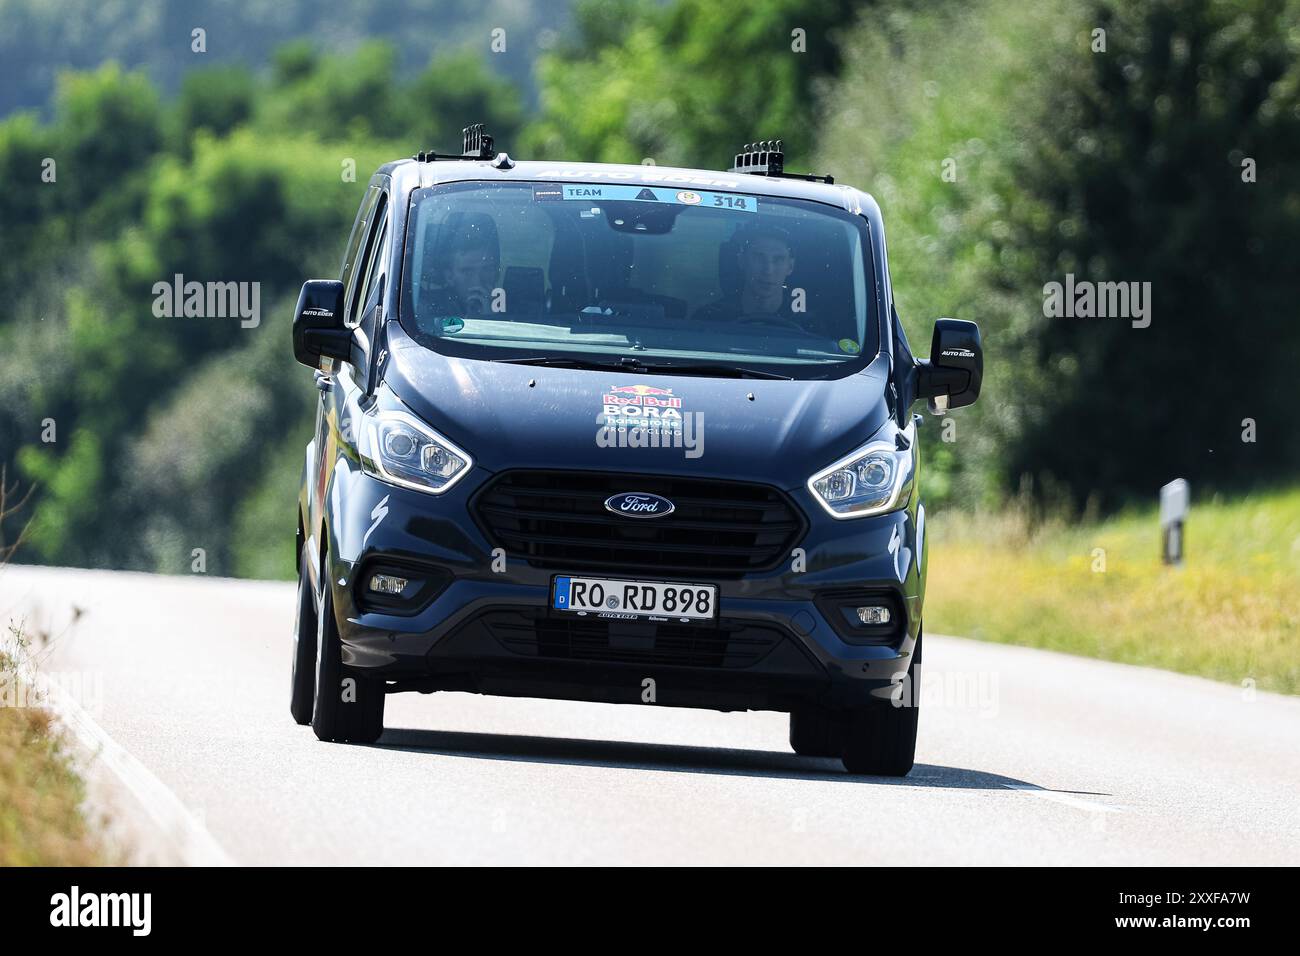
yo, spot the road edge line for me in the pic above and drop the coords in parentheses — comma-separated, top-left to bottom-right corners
(1002, 783, 1123, 815)
(43, 679, 237, 867)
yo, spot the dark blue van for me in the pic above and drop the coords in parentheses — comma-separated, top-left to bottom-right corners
(289, 130, 981, 776)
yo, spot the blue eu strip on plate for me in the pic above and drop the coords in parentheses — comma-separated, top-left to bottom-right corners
(552, 577, 571, 609)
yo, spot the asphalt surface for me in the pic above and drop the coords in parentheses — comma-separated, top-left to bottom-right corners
(3, 564, 1297, 865)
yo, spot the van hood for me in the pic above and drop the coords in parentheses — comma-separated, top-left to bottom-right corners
(382, 334, 894, 491)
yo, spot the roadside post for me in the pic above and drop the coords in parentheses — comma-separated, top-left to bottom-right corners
(1159, 479, 1189, 566)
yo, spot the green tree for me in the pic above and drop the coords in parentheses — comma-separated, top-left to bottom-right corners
(263, 40, 409, 140)
(173, 65, 256, 149)
(1007, 0, 1300, 506)
(525, 0, 865, 167)
(407, 50, 526, 151)
(53, 64, 162, 219)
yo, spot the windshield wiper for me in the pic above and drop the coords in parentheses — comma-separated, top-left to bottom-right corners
(493, 356, 793, 380)
(492, 356, 632, 372)
(626, 361, 793, 380)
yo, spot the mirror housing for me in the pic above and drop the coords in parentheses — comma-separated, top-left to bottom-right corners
(915, 318, 982, 413)
(292, 280, 349, 368)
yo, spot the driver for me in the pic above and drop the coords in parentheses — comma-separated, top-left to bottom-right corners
(418, 213, 501, 326)
(693, 224, 796, 324)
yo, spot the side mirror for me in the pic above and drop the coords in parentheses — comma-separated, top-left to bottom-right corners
(292, 280, 349, 368)
(915, 318, 982, 413)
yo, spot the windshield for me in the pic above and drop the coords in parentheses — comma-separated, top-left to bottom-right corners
(398, 180, 880, 379)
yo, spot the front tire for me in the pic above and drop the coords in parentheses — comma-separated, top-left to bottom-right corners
(311, 571, 386, 744)
(839, 629, 922, 777)
(789, 706, 843, 758)
(289, 543, 318, 725)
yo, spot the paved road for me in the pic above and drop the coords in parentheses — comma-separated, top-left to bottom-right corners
(2, 564, 1297, 865)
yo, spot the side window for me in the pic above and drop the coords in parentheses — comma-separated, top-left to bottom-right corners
(341, 186, 380, 288)
(347, 194, 388, 327)
(356, 219, 390, 323)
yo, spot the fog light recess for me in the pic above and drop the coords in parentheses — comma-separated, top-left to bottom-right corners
(813, 589, 906, 645)
(369, 573, 410, 596)
(355, 561, 451, 614)
(855, 605, 892, 625)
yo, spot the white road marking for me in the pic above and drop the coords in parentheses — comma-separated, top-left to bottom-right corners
(42, 677, 236, 866)
(1002, 783, 1123, 814)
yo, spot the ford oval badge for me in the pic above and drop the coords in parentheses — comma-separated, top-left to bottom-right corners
(604, 492, 675, 519)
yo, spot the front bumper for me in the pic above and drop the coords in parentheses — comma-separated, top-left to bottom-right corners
(321, 460, 926, 712)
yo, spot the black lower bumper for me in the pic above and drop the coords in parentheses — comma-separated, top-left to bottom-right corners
(394, 606, 832, 712)
(318, 467, 928, 714)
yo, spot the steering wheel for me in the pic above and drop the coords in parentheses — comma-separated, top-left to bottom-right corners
(734, 313, 808, 333)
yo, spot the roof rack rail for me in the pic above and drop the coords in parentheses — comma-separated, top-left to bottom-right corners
(413, 123, 498, 163)
(729, 140, 834, 184)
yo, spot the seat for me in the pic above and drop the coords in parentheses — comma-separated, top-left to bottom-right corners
(502, 266, 545, 314)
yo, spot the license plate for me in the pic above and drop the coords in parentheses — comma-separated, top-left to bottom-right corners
(552, 576, 718, 622)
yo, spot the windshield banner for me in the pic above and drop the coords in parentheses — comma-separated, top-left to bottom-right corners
(551, 183, 758, 213)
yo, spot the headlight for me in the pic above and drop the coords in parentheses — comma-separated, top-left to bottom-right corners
(807, 422, 916, 519)
(360, 410, 472, 494)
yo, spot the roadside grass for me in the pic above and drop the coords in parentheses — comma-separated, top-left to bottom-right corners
(0, 624, 108, 865)
(0, 470, 107, 865)
(926, 486, 1300, 695)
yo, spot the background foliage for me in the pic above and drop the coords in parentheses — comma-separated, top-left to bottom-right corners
(1, 0, 1297, 580)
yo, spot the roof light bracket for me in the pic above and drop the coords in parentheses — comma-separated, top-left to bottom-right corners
(413, 123, 498, 163)
(461, 123, 495, 160)
(729, 139, 834, 184)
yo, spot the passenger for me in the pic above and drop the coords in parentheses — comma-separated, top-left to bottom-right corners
(693, 224, 797, 324)
(419, 214, 501, 323)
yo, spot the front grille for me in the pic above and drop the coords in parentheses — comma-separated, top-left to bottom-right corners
(479, 608, 787, 669)
(473, 470, 805, 576)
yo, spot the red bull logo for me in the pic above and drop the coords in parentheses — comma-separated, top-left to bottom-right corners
(603, 383, 682, 410)
(607, 384, 674, 397)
